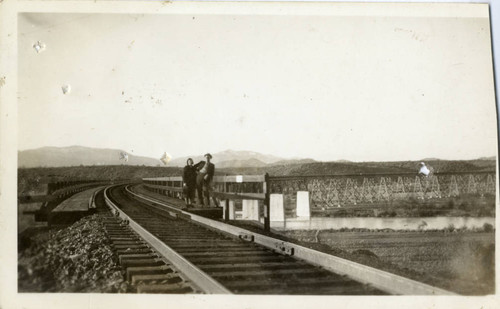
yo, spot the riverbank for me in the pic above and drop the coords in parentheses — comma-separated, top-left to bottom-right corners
(270, 216, 495, 231)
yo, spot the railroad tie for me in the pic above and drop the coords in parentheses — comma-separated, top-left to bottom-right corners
(96, 193, 198, 294)
(102, 184, 392, 295)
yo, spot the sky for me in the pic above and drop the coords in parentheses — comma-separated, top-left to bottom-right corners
(18, 10, 497, 162)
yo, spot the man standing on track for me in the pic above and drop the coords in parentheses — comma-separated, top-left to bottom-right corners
(194, 153, 216, 207)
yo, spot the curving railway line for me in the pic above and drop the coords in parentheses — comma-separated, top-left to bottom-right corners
(102, 184, 386, 295)
(99, 184, 456, 295)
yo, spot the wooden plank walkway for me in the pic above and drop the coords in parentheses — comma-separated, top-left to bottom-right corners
(49, 187, 104, 225)
(52, 187, 98, 212)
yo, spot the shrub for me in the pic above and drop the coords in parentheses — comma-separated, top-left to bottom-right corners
(377, 211, 388, 217)
(418, 209, 437, 217)
(352, 249, 379, 259)
(458, 201, 469, 211)
(335, 209, 347, 216)
(444, 223, 456, 232)
(478, 208, 493, 217)
(483, 223, 494, 233)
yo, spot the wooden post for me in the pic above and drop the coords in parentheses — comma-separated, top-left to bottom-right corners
(264, 173, 270, 231)
(224, 199, 230, 221)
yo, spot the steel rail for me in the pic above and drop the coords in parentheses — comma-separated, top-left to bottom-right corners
(103, 185, 231, 294)
(125, 185, 458, 296)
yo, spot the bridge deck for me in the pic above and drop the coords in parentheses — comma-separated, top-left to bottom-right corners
(49, 187, 103, 225)
(130, 185, 223, 220)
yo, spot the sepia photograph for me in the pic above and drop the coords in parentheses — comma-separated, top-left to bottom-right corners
(1, 0, 499, 308)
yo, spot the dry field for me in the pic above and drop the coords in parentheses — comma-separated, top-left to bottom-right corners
(283, 229, 495, 295)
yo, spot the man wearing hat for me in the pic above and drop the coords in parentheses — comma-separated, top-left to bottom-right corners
(194, 153, 216, 207)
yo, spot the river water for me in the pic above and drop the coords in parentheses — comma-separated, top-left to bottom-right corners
(270, 216, 495, 231)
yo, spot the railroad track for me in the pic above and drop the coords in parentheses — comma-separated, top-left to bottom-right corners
(94, 190, 199, 293)
(102, 184, 386, 295)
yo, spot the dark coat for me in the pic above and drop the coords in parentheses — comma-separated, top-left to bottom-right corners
(183, 165, 197, 186)
(194, 161, 215, 182)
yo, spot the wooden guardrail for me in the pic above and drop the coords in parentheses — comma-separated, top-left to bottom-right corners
(18, 181, 110, 204)
(143, 174, 272, 230)
(143, 170, 496, 228)
(20, 181, 111, 222)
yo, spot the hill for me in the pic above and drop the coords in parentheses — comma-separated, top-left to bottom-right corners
(17, 146, 495, 173)
(216, 158, 268, 168)
(219, 159, 496, 176)
(18, 146, 160, 168)
(18, 147, 315, 169)
(269, 158, 317, 166)
(477, 156, 496, 161)
(168, 149, 287, 167)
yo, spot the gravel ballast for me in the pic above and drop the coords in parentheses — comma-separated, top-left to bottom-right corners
(18, 214, 129, 293)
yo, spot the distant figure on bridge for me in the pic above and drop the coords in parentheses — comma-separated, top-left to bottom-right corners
(418, 162, 431, 177)
(194, 153, 216, 207)
(182, 158, 197, 208)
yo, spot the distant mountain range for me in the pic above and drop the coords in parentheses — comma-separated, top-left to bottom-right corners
(17, 146, 496, 169)
(419, 158, 442, 161)
(216, 158, 268, 168)
(167, 149, 315, 167)
(477, 156, 496, 161)
(18, 146, 316, 168)
(18, 146, 160, 168)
